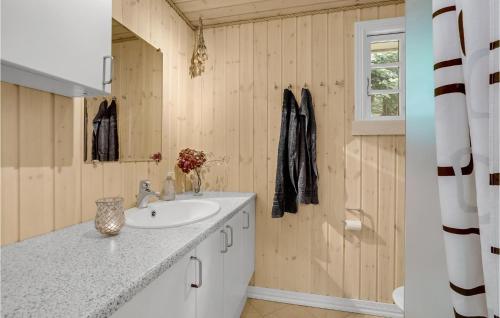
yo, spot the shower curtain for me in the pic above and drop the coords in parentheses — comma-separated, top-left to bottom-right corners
(433, 0, 499, 317)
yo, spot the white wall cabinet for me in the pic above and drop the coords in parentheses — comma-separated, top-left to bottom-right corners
(1, 0, 112, 97)
(112, 199, 255, 318)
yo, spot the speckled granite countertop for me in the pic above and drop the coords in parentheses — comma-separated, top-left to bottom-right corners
(1, 192, 255, 318)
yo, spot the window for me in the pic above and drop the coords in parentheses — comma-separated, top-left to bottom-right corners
(354, 17, 405, 135)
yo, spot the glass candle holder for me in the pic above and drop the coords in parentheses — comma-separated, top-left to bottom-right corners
(95, 197, 125, 235)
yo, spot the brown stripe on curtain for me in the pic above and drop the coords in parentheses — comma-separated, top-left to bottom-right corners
(434, 58, 463, 70)
(492, 246, 500, 255)
(491, 40, 500, 50)
(462, 154, 474, 175)
(491, 173, 500, 185)
(490, 72, 499, 84)
(433, 5, 456, 18)
(458, 11, 466, 55)
(453, 309, 487, 318)
(438, 166, 456, 176)
(438, 154, 474, 176)
(450, 282, 486, 296)
(435, 83, 466, 96)
(443, 225, 480, 235)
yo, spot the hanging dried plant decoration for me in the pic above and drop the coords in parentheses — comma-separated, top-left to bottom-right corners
(189, 17, 208, 78)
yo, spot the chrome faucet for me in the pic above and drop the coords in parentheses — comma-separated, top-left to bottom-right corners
(136, 180, 160, 208)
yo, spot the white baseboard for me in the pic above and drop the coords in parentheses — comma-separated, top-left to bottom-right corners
(247, 286, 404, 318)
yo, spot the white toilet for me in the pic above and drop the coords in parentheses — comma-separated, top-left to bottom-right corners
(392, 286, 404, 312)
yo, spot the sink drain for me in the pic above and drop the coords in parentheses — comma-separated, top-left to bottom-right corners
(151, 210, 157, 217)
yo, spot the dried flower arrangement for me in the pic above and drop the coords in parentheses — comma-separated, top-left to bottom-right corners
(189, 17, 208, 78)
(177, 148, 228, 194)
(177, 148, 207, 194)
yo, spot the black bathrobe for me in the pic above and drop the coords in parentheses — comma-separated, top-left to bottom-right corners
(271, 89, 299, 218)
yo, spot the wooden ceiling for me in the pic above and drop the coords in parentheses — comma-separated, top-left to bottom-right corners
(172, 0, 397, 27)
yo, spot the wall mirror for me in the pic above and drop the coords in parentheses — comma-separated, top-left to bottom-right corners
(84, 19, 163, 163)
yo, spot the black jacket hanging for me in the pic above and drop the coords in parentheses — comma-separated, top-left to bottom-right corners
(107, 99, 119, 161)
(92, 99, 119, 162)
(297, 88, 319, 204)
(92, 100, 108, 161)
(272, 89, 299, 218)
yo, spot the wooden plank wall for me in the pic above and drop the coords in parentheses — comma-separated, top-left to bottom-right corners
(0, 0, 405, 304)
(196, 3, 405, 303)
(1, 0, 195, 242)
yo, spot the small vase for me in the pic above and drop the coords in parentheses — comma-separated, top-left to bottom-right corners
(95, 197, 125, 235)
(192, 169, 202, 196)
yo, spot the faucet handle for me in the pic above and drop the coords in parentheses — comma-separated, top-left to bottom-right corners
(139, 180, 152, 192)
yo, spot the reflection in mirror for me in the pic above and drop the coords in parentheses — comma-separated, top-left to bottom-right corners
(84, 19, 163, 163)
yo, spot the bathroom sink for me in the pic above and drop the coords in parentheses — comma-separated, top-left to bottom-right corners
(125, 199, 220, 229)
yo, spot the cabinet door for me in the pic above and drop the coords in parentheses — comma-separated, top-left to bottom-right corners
(111, 252, 196, 318)
(223, 213, 245, 318)
(195, 230, 224, 318)
(241, 200, 256, 285)
(1, 0, 111, 96)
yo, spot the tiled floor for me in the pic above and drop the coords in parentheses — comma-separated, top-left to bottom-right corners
(241, 299, 382, 318)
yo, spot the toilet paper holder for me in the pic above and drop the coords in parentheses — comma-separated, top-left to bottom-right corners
(345, 208, 363, 231)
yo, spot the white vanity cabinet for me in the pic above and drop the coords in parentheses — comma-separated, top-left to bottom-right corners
(194, 227, 224, 318)
(112, 199, 255, 318)
(112, 251, 197, 318)
(241, 200, 256, 286)
(1, 0, 112, 97)
(222, 211, 245, 318)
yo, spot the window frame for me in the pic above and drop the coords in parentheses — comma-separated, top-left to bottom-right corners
(355, 17, 406, 122)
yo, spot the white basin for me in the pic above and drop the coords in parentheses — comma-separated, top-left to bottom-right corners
(125, 199, 220, 229)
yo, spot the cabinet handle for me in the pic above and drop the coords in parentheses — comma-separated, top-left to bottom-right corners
(220, 229, 228, 253)
(190, 256, 202, 288)
(102, 55, 114, 86)
(226, 225, 233, 247)
(243, 211, 250, 229)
